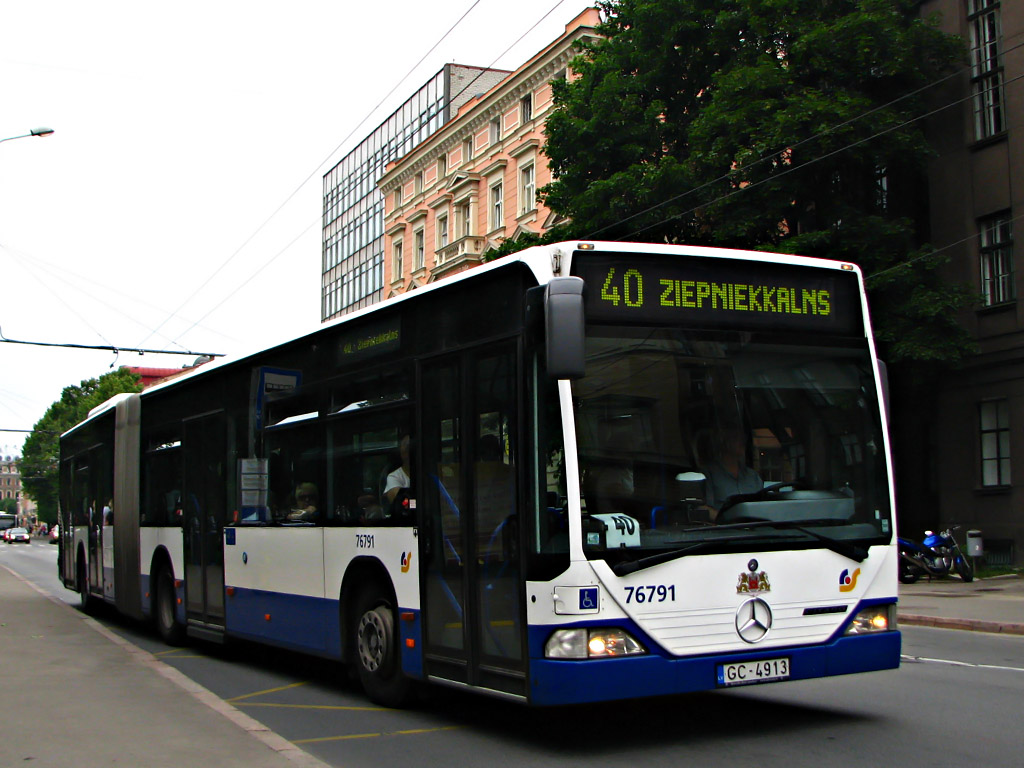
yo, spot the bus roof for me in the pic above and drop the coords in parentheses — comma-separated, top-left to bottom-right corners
(63, 241, 861, 436)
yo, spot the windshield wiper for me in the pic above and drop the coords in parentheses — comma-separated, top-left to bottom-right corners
(611, 534, 772, 576)
(688, 519, 869, 563)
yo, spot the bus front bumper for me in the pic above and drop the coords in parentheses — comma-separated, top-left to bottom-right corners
(526, 629, 901, 706)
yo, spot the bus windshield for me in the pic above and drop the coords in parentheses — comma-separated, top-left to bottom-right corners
(573, 327, 891, 564)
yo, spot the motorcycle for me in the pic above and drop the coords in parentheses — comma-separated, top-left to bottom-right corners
(898, 526, 974, 584)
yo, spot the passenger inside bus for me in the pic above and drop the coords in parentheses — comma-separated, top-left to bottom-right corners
(584, 422, 637, 516)
(286, 482, 319, 522)
(701, 426, 763, 516)
(382, 434, 412, 519)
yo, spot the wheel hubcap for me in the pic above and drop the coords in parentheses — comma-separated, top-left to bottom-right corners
(357, 608, 389, 672)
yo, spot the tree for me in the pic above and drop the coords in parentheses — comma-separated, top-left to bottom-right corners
(541, 0, 975, 367)
(0, 498, 16, 515)
(20, 368, 142, 523)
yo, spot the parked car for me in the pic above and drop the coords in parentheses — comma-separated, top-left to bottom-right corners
(2, 529, 11, 543)
(8, 527, 30, 544)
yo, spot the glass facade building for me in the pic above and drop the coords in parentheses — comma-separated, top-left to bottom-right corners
(322, 65, 509, 320)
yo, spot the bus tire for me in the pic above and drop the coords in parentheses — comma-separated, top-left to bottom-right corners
(77, 554, 98, 615)
(155, 565, 186, 646)
(353, 586, 412, 707)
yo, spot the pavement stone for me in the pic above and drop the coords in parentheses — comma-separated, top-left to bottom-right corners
(897, 573, 1024, 635)
(0, 564, 328, 768)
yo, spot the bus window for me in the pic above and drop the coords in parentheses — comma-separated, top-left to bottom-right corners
(143, 436, 182, 526)
(531, 369, 567, 555)
(329, 414, 411, 526)
(265, 420, 324, 525)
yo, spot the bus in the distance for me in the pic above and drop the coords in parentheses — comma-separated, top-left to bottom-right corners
(57, 241, 899, 706)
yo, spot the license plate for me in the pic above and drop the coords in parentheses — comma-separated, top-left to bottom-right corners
(717, 658, 790, 687)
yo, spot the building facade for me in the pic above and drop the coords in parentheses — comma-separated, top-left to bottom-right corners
(321, 64, 510, 321)
(920, 0, 1023, 563)
(1, 450, 34, 525)
(378, 8, 600, 294)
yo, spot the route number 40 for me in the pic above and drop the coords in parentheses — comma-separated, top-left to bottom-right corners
(601, 268, 645, 308)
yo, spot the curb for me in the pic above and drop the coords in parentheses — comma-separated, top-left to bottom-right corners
(899, 613, 1024, 636)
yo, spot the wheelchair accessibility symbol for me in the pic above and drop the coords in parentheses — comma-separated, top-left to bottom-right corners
(579, 587, 599, 611)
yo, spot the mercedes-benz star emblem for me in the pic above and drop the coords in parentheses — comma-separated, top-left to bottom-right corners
(736, 597, 773, 643)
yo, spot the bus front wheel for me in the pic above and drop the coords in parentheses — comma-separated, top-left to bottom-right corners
(155, 566, 185, 646)
(353, 586, 412, 707)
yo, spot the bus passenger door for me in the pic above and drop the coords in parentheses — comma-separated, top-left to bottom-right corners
(420, 345, 525, 697)
(183, 412, 227, 636)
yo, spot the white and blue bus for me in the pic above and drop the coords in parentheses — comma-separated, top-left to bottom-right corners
(58, 241, 899, 706)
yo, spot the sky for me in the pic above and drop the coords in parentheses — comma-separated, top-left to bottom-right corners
(0, 0, 587, 453)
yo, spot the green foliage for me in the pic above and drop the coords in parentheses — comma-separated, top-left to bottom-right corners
(542, 0, 973, 367)
(481, 227, 574, 262)
(20, 368, 142, 522)
(0, 498, 16, 515)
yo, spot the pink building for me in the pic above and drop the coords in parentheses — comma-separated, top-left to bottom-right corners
(378, 7, 600, 295)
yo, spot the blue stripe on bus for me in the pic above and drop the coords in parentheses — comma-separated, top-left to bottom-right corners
(224, 587, 342, 657)
(525, 600, 901, 706)
(527, 631, 900, 705)
(221, 586, 424, 678)
(399, 609, 423, 679)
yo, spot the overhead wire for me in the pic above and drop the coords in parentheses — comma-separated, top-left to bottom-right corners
(618, 69, 1024, 242)
(147, 0, 499, 349)
(0, 241, 238, 351)
(149, 3, 1015, 347)
(167, 0, 575, 346)
(587, 35, 1024, 242)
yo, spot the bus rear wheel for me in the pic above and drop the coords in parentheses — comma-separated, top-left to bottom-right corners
(353, 587, 412, 707)
(155, 566, 185, 646)
(77, 555, 97, 615)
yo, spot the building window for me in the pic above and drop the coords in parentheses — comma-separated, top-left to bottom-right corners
(393, 187, 402, 210)
(462, 138, 473, 165)
(437, 214, 449, 249)
(392, 240, 403, 283)
(459, 202, 472, 238)
(980, 399, 1010, 486)
(980, 213, 1014, 305)
(489, 117, 501, 145)
(438, 153, 448, 179)
(968, 0, 1004, 141)
(519, 164, 536, 215)
(415, 172, 423, 195)
(414, 229, 425, 271)
(490, 181, 503, 231)
(520, 94, 533, 124)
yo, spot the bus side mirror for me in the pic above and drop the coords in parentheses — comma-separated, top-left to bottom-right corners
(545, 277, 585, 380)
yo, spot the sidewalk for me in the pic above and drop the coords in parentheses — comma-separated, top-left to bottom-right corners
(898, 573, 1024, 635)
(0, 565, 327, 768)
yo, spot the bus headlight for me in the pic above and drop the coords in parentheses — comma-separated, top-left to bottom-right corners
(844, 604, 896, 635)
(545, 628, 646, 658)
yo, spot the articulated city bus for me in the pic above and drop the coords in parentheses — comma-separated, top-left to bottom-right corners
(58, 241, 900, 706)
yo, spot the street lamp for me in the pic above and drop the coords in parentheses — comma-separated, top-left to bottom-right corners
(0, 127, 55, 145)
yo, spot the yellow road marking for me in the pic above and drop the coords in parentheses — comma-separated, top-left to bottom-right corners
(236, 702, 391, 712)
(226, 681, 309, 702)
(159, 654, 206, 659)
(293, 725, 462, 744)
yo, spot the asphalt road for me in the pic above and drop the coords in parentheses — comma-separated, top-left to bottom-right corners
(3, 540, 1023, 767)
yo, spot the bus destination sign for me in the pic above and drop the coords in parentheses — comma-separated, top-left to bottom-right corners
(572, 252, 863, 335)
